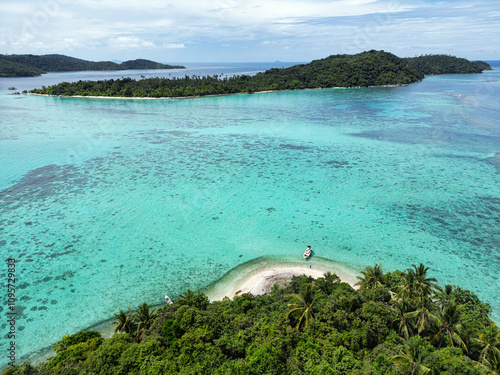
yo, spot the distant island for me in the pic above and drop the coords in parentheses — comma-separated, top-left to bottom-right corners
(0, 54, 185, 77)
(27, 50, 491, 98)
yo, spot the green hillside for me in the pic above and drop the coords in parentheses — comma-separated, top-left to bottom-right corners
(0, 58, 45, 77)
(406, 54, 491, 75)
(0, 54, 184, 77)
(28, 50, 491, 98)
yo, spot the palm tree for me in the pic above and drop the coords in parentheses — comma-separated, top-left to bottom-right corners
(481, 348, 500, 374)
(392, 300, 415, 340)
(113, 307, 137, 334)
(135, 302, 159, 339)
(356, 264, 385, 290)
(434, 284, 454, 308)
(473, 322, 500, 365)
(431, 301, 467, 352)
(177, 289, 209, 310)
(286, 283, 324, 330)
(391, 337, 431, 375)
(405, 296, 437, 336)
(412, 263, 440, 298)
(396, 269, 417, 301)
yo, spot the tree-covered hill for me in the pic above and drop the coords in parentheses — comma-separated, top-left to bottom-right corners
(0, 58, 45, 77)
(0, 54, 185, 77)
(406, 54, 491, 75)
(3, 263, 499, 375)
(253, 50, 424, 89)
(28, 50, 491, 98)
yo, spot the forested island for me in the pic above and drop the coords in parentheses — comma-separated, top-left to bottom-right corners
(3, 263, 499, 375)
(27, 50, 491, 98)
(0, 54, 184, 77)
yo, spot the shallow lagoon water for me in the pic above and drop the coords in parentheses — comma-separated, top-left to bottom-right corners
(0, 62, 499, 367)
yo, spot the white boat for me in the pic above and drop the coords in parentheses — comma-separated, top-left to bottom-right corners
(303, 247, 312, 258)
(164, 295, 173, 304)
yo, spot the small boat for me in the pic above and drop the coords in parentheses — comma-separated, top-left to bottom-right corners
(303, 247, 312, 259)
(164, 295, 173, 304)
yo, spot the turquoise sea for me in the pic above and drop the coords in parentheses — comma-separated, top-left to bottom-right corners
(1, 61, 499, 367)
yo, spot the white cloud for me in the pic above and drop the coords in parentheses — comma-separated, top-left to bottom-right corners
(164, 43, 186, 49)
(108, 37, 156, 49)
(0, 0, 498, 60)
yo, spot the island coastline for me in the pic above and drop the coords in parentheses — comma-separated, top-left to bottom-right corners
(203, 256, 360, 301)
(23, 256, 360, 367)
(26, 84, 408, 100)
(26, 51, 490, 99)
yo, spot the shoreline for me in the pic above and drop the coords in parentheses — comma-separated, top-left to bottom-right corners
(26, 84, 408, 101)
(23, 256, 359, 367)
(203, 256, 359, 301)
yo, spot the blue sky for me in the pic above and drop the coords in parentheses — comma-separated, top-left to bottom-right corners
(0, 0, 499, 62)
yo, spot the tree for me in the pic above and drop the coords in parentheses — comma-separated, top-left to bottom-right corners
(356, 264, 385, 290)
(396, 269, 417, 301)
(405, 296, 437, 336)
(316, 272, 340, 295)
(392, 300, 415, 340)
(177, 289, 210, 310)
(391, 337, 431, 375)
(135, 302, 159, 339)
(113, 307, 137, 334)
(431, 301, 468, 352)
(474, 322, 500, 365)
(412, 263, 440, 298)
(286, 283, 324, 330)
(481, 348, 500, 374)
(52, 331, 102, 352)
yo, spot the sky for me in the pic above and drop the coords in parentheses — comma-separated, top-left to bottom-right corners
(0, 0, 499, 63)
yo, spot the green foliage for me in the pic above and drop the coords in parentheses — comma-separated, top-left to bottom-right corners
(473, 323, 500, 367)
(28, 51, 491, 98)
(286, 283, 325, 330)
(473, 60, 493, 71)
(315, 272, 341, 295)
(412, 263, 441, 298)
(52, 331, 102, 353)
(0, 54, 184, 77)
(357, 263, 385, 290)
(436, 285, 492, 326)
(82, 334, 135, 374)
(391, 336, 433, 374)
(432, 301, 468, 352)
(0, 362, 37, 375)
(112, 308, 137, 334)
(134, 302, 159, 339)
(427, 347, 483, 375)
(44, 337, 103, 370)
(5, 263, 497, 375)
(111, 302, 159, 341)
(0, 56, 45, 77)
(406, 54, 490, 75)
(161, 319, 184, 347)
(176, 289, 210, 310)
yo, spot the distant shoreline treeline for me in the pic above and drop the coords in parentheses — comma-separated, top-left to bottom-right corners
(0, 54, 184, 77)
(26, 51, 491, 98)
(3, 263, 499, 374)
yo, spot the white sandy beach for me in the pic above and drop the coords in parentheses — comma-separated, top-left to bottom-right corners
(204, 258, 359, 301)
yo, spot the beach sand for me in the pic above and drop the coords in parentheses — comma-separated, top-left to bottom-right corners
(204, 256, 359, 301)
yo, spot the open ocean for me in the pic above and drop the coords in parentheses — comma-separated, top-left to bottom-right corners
(1, 61, 499, 367)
